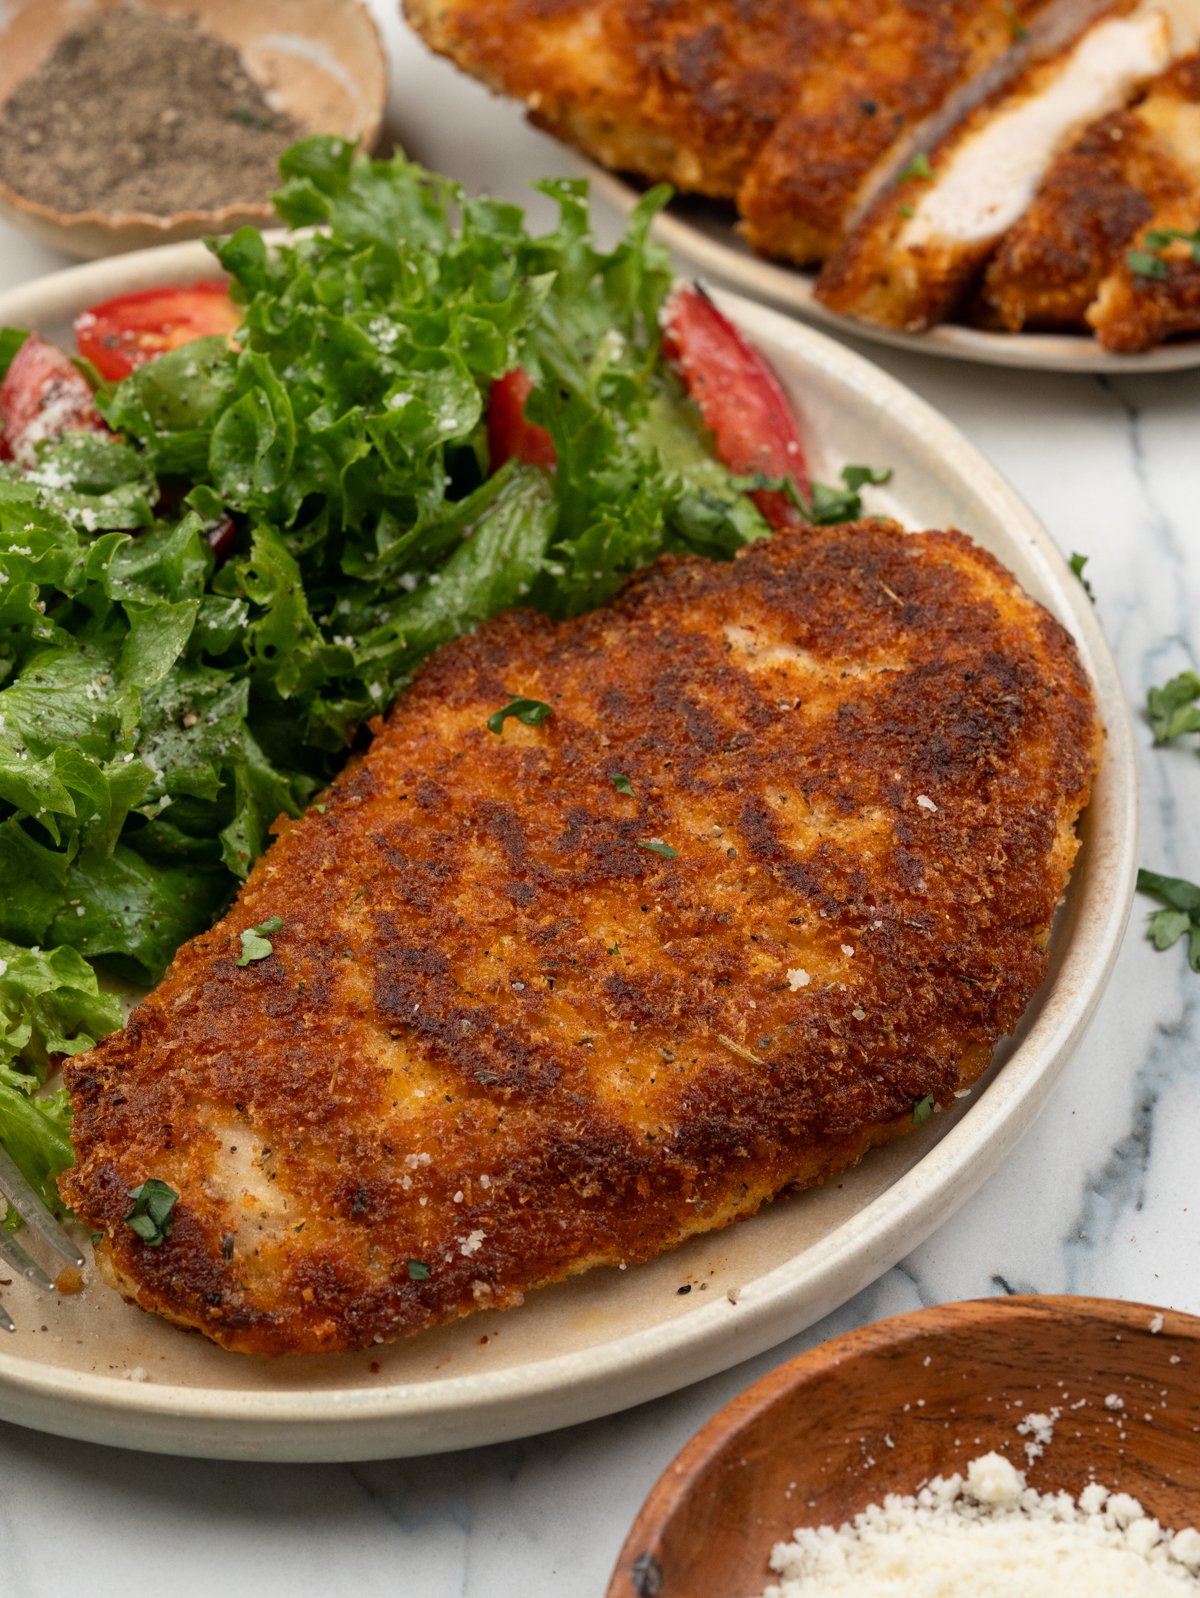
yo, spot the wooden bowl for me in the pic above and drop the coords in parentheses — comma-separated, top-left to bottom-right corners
(608, 1296, 1200, 1598)
(0, 0, 386, 259)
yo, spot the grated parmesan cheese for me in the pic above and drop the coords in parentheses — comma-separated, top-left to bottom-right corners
(1015, 1408, 1059, 1464)
(761, 1452, 1200, 1596)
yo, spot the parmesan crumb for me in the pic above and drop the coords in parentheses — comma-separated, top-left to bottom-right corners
(1016, 1408, 1059, 1464)
(787, 968, 811, 991)
(762, 1451, 1200, 1596)
(916, 794, 938, 812)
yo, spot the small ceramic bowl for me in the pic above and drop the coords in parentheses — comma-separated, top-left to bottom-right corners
(0, 0, 387, 259)
(608, 1296, 1200, 1598)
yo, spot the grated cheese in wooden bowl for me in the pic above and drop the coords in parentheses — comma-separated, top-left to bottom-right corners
(761, 1452, 1200, 1596)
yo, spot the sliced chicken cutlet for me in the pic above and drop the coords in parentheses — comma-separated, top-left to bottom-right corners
(403, 0, 834, 199)
(1087, 57, 1200, 346)
(982, 54, 1200, 335)
(738, 0, 1052, 267)
(818, 0, 1200, 330)
(1088, 198, 1200, 345)
(62, 522, 1101, 1356)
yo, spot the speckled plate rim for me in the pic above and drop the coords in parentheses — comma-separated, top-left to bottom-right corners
(0, 242, 1138, 1461)
(584, 164, 1200, 375)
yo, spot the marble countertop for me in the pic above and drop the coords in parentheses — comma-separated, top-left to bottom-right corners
(1, 4, 1198, 1594)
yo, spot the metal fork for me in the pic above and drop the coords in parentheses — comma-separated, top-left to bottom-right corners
(0, 1145, 84, 1333)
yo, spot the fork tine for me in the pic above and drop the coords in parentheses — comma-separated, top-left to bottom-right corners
(0, 1303, 14, 1334)
(0, 1225, 55, 1291)
(0, 1145, 83, 1268)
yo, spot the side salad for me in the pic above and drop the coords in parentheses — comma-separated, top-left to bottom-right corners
(0, 136, 886, 1212)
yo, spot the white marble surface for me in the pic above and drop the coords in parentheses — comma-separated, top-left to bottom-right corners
(1, 4, 1199, 1594)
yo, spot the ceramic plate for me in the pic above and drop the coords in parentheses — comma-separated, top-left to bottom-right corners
(586, 164, 1200, 375)
(0, 242, 1137, 1462)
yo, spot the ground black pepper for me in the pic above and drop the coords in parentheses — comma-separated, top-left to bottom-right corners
(0, 8, 300, 216)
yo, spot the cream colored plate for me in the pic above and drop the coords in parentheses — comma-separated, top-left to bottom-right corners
(586, 165, 1200, 375)
(0, 242, 1137, 1461)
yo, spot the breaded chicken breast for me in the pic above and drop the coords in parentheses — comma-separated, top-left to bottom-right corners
(1088, 200, 1200, 346)
(404, 0, 831, 199)
(817, 0, 1200, 330)
(738, 0, 1051, 266)
(1087, 55, 1200, 347)
(62, 522, 1101, 1356)
(982, 54, 1200, 334)
(406, 0, 1050, 253)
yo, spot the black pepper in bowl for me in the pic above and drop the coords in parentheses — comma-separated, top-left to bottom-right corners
(0, 8, 300, 218)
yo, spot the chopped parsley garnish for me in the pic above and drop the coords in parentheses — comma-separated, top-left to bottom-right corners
(898, 203, 915, 219)
(1145, 225, 1200, 261)
(1137, 868, 1200, 971)
(841, 464, 893, 494)
(406, 1259, 431, 1281)
(1127, 249, 1169, 281)
(637, 839, 678, 860)
(899, 152, 933, 183)
(1147, 670, 1200, 745)
(610, 773, 635, 795)
(486, 697, 554, 735)
(237, 915, 284, 966)
(123, 1178, 179, 1246)
(912, 1094, 935, 1125)
(1068, 552, 1094, 602)
(739, 463, 893, 525)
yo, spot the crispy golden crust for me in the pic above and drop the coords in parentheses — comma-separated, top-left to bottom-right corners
(738, 0, 1047, 266)
(404, 0, 826, 198)
(1086, 56, 1200, 347)
(982, 54, 1200, 332)
(62, 523, 1101, 1356)
(1089, 219, 1200, 346)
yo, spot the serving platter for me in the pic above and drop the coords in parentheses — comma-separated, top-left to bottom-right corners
(586, 164, 1200, 376)
(0, 240, 1137, 1462)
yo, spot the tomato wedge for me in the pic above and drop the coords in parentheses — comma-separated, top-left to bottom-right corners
(487, 368, 557, 474)
(660, 284, 810, 529)
(75, 280, 239, 383)
(0, 333, 107, 466)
